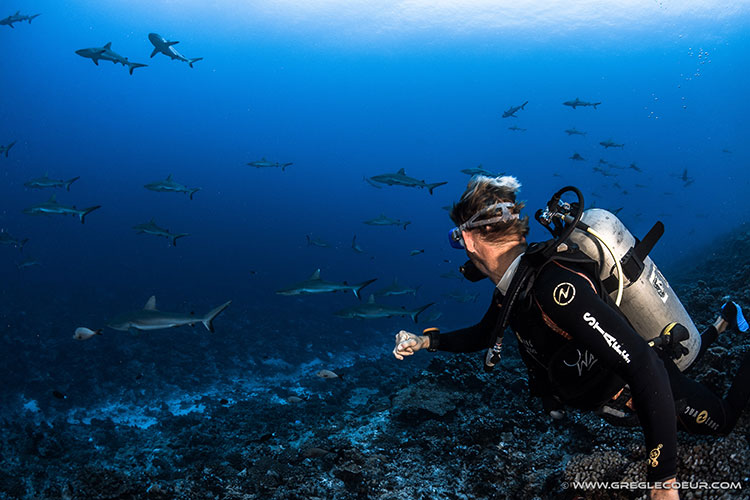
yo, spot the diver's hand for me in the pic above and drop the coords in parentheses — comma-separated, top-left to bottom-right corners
(393, 330, 428, 360)
(650, 478, 679, 500)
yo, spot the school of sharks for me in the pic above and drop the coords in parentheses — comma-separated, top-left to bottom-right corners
(0, 8, 704, 337)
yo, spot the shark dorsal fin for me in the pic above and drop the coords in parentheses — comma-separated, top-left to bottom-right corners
(367, 294, 376, 304)
(397, 168, 405, 175)
(310, 269, 321, 280)
(144, 296, 157, 310)
(262, 157, 267, 161)
(104, 42, 112, 49)
(149, 217, 155, 224)
(48, 194, 57, 202)
(166, 174, 173, 181)
(44, 171, 48, 177)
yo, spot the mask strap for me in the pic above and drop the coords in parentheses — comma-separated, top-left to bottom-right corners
(459, 202, 518, 231)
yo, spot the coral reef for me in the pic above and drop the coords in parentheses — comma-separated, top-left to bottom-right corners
(1, 227, 749, 499)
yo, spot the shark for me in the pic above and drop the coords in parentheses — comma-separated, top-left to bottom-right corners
(363, 214, 411, 230)
(502, 101, 528, 118)
(0, 11, 40, 28)
(334, 295, 433, 323)
(0, 231, 28, 251)
(0, 141, 16, 157)
(508, 125, 527, 132)
(149, 33, 203, 68)
(24, 173, 80, 191)
(592, 166, 616, 177)
(629, 163, 642, 172)
(306, 235, 331, 248)
(422, 310, 443, 324)
(374, 278, 419, 297)
(600, 140, 625, 149)
(440, 270, 464, 280)
(564, 128, 587, 136)
(16, 258, 40, 270)
(675, 168, 694, 187)
(445, 289, 479, 303)
(569, 153, 585, 161)
(133, 218, 189, 247)
(351, 235, 364, 254)
(144, 174, 201, 200)
(23, 194, 101, 224)
(108, 296, 231, 333)
(563, 98, 601, 109)
(75, 42, 147, 75)
(367, 168, 447, 195)
(247, 158, 293, 171)
(276, 269, 376, 300)
(461, 165, 501, 177)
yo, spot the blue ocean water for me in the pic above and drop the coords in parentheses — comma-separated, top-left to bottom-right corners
(1, 0, 749, 446)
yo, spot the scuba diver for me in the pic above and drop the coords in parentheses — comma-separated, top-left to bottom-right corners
(393, 175, 750, 500)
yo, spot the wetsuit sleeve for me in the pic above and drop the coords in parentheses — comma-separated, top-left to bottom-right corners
(533, 262, 677, 483)
(433, 297, 499, 353)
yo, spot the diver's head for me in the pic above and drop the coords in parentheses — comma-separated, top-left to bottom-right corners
(448, 175, 529, 278)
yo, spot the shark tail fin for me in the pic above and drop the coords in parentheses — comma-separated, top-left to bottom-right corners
(171, 233, 190, 246)
(411, 303, 435, 324)
(19, 238, 29, 252)
(29, 14, 40, 22)
(402, 221, 411, 230)
(6, 141, 16, 157)
(188, 57, 203, 68)
(282, 162, 293, 171)
(353, 278, 377, 300)
(427, 181, 447, 195)
(202, 300, 232, 332)
(79, 205, 101, 224)
(521, 100, 528, 109)
(65, 176, 80, 191)
(189, 188, 201, 200)
(128, 62, 147, 75)
(593, 102, 601, 109)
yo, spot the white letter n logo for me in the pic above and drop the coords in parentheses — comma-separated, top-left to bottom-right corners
(553, 282, 576, 306)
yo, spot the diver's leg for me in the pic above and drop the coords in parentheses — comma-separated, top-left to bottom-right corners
(665, 353, 750, 435)
(723, 351, 750, 430)
(688, 300, 745, 365)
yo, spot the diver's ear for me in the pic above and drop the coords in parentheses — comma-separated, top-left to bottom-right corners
(462, 230, 478, 253)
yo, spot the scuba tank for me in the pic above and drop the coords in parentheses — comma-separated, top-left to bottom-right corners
(536, 187, 700, 370)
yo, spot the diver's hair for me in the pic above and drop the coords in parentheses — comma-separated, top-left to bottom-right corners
(449, 175, 529, 242)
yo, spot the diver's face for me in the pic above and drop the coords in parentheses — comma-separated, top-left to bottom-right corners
(462, 230, 492, 276)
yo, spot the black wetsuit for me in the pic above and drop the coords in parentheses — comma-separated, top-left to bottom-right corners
(432, 257, 750, 483)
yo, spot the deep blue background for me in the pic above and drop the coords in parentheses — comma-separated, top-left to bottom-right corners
(1, 2, 749, 379)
